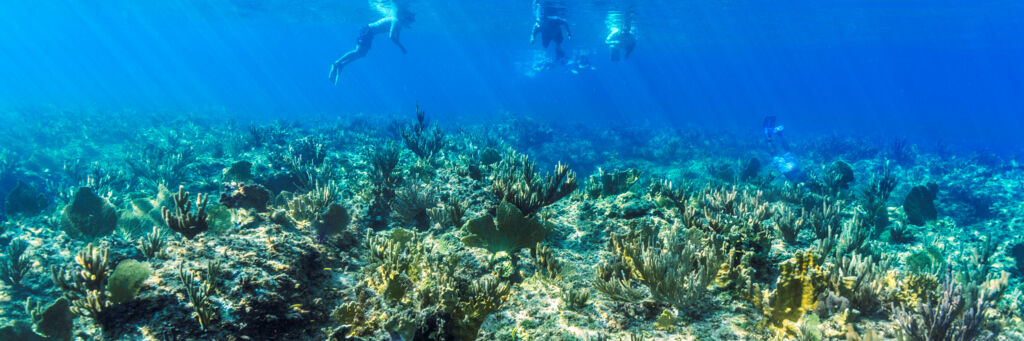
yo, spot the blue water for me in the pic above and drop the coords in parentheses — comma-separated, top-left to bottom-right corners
(1, 0, 1022, 152)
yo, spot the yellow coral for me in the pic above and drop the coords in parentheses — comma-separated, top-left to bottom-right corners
(752, 251, 827, 337)
(895, 272, 939, 306)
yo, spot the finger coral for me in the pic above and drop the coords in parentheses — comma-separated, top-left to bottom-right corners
(162, 186, 209, 239)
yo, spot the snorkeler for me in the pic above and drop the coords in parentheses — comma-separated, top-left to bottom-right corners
(606, 25, 637, 61)
(328, 9, 415, 84)
(530, 0, 572, 60)
(764, 116, 805, 182)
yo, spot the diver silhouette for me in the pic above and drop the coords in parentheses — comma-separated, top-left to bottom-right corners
(606, 24, 637, 61)
(764, 116, 805, 182)
(530, 0, 572, 61)
(329, 9, 415, 84)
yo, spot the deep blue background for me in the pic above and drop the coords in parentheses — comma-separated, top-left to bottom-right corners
(0, 0, 1021, 152)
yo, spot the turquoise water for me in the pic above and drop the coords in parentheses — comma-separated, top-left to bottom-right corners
(1, 1, 1023, 340)
(1, 1, 1022, 148)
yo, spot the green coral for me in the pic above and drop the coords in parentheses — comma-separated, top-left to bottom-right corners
(461, 202, 550, 254)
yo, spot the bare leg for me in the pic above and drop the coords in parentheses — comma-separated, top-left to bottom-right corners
(329, 45, 369, 84)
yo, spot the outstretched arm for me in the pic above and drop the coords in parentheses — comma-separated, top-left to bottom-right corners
(530, 23, 540, 44)
(390, 20, 407, 54)
(560, 19, 572, 39)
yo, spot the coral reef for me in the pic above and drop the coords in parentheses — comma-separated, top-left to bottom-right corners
(0, 111, 1020, 340)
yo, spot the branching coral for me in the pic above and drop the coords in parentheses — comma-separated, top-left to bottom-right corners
(772, 203, 804, 246)
(368, 142, 403, 192)
(400, 104, 445, 160)
(893, 272, 1007, 341)
(449, 275, 511, 340)
(360, 230, 511, 340)
(803, 198, 842, 241)
(178, 262, 219, 330)
(823, 253, 892, 316)
(392, 182, 437, 230)
(491, 151, 577, 217)
(815, 214, 872, 259)
(560, 286, 590, 310)
(647, 178, 682, 202)
(687, 186, 774, 277)
(161, 186, 209, 239)
(1, 238, 31, 287)
(594, 219, 725, 316)
(427, 197, 466, 228)
(136, 226, 166, 259)
(51, 244, 111, 321)
(286, 181, 340, 223)
(124, 131, 197, 186)
(284, 137, 336, 192)
(860, 166, 898, 228)
(366, 142, 403, 228)
(531, 243, 561, 280)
